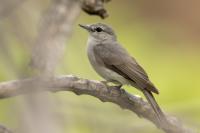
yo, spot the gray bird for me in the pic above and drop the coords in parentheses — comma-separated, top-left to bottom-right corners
(79, 23, 166, 124)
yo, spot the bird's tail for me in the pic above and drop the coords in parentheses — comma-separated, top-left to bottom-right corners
(142, 89, 167, 127)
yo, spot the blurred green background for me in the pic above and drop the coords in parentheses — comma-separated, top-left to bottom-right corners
(0, 0, 200, 133)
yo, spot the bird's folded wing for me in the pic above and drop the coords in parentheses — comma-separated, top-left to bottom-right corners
(93, 43, 159, 94)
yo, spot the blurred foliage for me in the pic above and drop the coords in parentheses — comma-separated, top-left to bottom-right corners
(0, 0, 199, 133)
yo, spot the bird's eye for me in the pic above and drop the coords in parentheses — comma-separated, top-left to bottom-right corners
(95, 27, 103, 32)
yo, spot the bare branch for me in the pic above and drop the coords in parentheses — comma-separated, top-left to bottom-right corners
(0, 75, 196, 133)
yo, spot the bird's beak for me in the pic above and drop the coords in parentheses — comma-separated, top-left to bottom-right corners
(79, 24, 91, 31)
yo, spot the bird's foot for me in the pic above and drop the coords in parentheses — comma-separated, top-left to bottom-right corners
(115, 84, 122, 89)
(115, 84, 125, 94)
(101, 80, 110, 86)
(101, 80, 124, 93)
(101, 80, 122, 88)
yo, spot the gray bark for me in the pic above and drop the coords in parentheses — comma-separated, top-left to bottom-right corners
(0, 75, 196, 133)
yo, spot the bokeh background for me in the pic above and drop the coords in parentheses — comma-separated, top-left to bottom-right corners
(0, 0, 200, 133)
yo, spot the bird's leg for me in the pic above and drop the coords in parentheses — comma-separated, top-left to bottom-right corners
(101, 80, 116, 86)
(111, 80, 123, 89)
(101, 80, 123, 89)
(101, 80, 124, 95)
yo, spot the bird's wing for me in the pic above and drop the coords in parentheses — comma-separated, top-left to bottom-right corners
(93, 42, 159, 94)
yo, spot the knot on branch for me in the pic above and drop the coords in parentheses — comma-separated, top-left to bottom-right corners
(81, 0, 111, 19)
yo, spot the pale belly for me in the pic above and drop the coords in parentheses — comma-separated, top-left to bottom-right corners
(93, 65, 130, 85)
(87, 40, 129, 85)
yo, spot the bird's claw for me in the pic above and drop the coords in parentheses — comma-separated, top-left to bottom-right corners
(101, 80, 109, 86)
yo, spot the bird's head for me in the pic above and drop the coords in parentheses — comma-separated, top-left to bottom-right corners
(79, 23, 116, 41)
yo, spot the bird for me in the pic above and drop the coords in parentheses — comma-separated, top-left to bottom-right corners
(79, 23, 166, 125)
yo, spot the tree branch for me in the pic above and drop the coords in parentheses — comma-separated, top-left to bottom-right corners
(30, 0, 110, 76)
(30, 0, 81, 76)
(0, 75, 195, 133)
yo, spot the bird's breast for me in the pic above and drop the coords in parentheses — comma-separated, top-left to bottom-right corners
(86, 38, 130, 85)
(87, 38, 106, 78)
